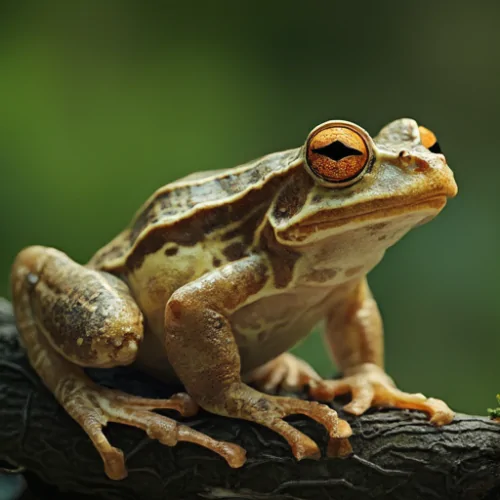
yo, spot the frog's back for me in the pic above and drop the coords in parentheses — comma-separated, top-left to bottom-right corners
(89, 148, 301, 273)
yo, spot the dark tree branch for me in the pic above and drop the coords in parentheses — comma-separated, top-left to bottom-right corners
(1, 297, 499, 500)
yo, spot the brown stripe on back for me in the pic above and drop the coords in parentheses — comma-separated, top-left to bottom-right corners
(128, 149, 301, 244)
(90, 148, 302, 272)
(126, 171, 291, 270)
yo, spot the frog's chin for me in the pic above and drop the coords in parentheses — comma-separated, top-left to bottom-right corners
(277, 194, 448, 245)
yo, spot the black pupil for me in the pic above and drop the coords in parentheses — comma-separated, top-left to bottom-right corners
(313, 140, 363, 161)
(429, 141, 442, 154)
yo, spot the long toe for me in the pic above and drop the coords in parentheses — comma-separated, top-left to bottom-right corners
(309, 364, 455, 425)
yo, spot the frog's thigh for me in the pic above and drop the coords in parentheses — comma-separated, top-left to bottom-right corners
(13, 246, 145, 368)
(164, 257, 352, 461)
(11, 246, 244, 479)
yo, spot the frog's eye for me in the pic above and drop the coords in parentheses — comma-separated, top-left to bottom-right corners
(418, 125, 442, 154)
(304, 121, 373, 187)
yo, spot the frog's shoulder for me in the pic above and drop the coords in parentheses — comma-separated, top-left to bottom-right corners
(89, 148, 301, 272)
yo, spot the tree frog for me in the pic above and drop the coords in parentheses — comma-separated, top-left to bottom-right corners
(11, 118, 457, 479)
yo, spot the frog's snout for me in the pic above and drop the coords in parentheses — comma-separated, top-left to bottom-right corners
(389, 148, 458, 199)
(445, 174, 458, 198)
(413, 151, 458, 199)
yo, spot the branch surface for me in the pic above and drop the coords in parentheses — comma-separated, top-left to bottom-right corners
(0, 298, 499, 500)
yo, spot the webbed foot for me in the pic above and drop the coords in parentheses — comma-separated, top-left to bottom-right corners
(309, 363, 454, 425)
(59, 381, 246, 479)
(202, 384, 353, 462)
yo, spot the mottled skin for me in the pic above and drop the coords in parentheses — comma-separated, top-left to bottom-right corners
(11, 118, 458, 480)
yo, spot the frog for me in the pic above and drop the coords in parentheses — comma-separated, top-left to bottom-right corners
(11, 118, 458, 480)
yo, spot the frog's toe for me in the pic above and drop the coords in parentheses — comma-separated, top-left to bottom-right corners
(100, 446, 126, 481)
(371, 386, 454, 425)
(275, 397, 353, 459)
(101, 389, 200, 417)
(203, 384, 352, 463)
(106, 405, 246, 468)
(246, 353, 322, 392)
(63, 385, 246, 479)
(309, 363, 454, 425)
(246, 397, 351, 461)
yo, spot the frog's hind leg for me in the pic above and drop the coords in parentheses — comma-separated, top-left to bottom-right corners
(11, 246, 245, 479)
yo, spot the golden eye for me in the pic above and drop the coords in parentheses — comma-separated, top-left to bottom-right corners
(418, 125, 442, 154)
(305, 122, 372, 186)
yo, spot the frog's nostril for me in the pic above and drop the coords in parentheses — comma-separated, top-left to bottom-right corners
(389, 149, 433, 173)
(398, 150, 412, 166)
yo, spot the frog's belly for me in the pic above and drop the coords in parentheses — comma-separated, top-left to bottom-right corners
(135, 284, 345, 383)
(231, 285, 345, 373)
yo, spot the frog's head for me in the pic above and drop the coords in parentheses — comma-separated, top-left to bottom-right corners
(270, 118, 458, 247)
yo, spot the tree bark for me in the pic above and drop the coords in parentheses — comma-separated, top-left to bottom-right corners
(0, 297, 499, 500)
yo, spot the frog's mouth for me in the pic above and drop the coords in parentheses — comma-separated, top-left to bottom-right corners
(282, 193, 449, 243)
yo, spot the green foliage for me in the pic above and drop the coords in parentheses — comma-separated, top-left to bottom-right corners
(488, 395, 500, 419)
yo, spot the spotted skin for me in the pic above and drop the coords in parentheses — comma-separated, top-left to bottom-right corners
(11, 118, 458, 480)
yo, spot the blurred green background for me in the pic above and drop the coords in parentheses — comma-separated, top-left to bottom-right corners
(1, 0, 499, 431)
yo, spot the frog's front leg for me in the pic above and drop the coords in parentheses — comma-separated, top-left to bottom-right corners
(309, 278, 454, 425)
(164, 256, 352, 462)
(11, 246, 244, 480)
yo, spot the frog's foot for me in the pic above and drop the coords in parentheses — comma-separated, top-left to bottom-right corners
(60, 382, 246, 479)
(245, 353, 322, 392)
(309, 363, 454, 426)
(205, 384, 353, 461)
